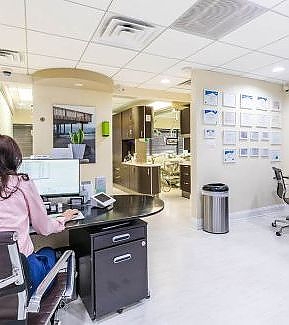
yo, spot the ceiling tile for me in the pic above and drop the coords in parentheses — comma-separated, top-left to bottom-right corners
(222, 52, 281, 72)
(113, 69, 155, 84)
(27, 31, 86, 60)
(261, 35, 289, 59)
(188, 42, 249, 66)
(249, 0, 284, 8)
(221, 12, 289, 49)
(0, 0, 25, 28)
(253, 59, 289, 80)
(28, 54, 77, 70)
(145, 29, 212, 59)
(167, 87, 191, 94)
(82, 43, 137, 67)
(64, 0, 111, 10)
(76, 62, 120, 77)
(273, 1, 289, 16)
(164, 61, 207, 78)
(0, 24, 26, 52)
(141, 74, 187, 89)
(109, 0, 197, 26)
(26, 0, 104, 41)
(125, 53, 179, 74)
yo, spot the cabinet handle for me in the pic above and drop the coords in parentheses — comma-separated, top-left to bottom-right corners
(112, 233, 130, 243)
(140, 130, 143, 138)
(113, 254, 132, 264)
(184, 182, 189, 185)
(147, 168, 150, 176)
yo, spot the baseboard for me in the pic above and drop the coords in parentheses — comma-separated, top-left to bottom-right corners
(192, 217, 203, 230)
(230, 204, 289, 219)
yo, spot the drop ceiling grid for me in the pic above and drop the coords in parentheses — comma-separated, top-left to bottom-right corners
(0, 0, 288, 85)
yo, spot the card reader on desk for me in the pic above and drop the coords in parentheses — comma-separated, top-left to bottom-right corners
(90, 192, 116, 208)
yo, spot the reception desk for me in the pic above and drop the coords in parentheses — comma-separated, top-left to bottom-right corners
(34, 195, 164, 320)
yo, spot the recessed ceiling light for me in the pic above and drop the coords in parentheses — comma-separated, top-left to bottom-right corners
(149, 101, 171, 110)
(74, 83, 83, 87)
(160, 78, 170, 84)
(272, 66, 285, 73)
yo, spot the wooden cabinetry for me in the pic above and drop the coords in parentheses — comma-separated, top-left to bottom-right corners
(180, 107, 190, 135)
(113, 114, 122, 184)
(180, 164, 191, 198)
(121, 106, 152, 140)
(119, 164, 160, 195)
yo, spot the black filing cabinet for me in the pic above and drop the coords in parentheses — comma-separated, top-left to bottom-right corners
(69, 219, 148, 319)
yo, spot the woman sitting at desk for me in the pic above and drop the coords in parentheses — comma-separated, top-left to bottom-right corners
(0, 135, 77, 295)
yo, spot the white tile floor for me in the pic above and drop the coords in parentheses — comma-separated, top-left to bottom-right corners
(60, 189, 289, 325)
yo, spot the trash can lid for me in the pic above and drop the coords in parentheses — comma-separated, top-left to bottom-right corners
(202, 183, 228, 192)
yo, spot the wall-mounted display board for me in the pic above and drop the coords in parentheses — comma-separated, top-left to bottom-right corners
(224, 149, 237, 163)
(250, 131, 259, 142)
(239, 130, 249, 141)
(271, 149, 281, 162)
(256, 96, 269, 110)
(203, 109, 218, 125)
(250, 147, 259, 157)
(240, 112, 254, 127)
(240, 94, 254, 109)
(271, 113, 282, 128)
(260, 148, 269, 157)
(260, 131, 270, 141)
(255, 114, 270, 128)
(204, 128, 217, 139)
(223, 111, 236, 126)
(239, 148, 248, 157)
(223, 130, 237, 145)
(204, 89, 219, 106)
(272, 100, 281, 111)
(271, 132, 282, 145)
(222, 93, 236, 108)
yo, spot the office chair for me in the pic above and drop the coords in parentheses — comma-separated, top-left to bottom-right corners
(272, 167, 289, 236)
(0, 231, 76, 324)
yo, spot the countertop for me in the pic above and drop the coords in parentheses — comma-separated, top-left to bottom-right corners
(179, 161, 191, 166)
(122, 161, 162, 167)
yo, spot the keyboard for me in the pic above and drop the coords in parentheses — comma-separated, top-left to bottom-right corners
(49, 211, 85, 221)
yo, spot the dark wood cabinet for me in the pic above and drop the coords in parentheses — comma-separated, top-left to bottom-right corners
(113, 114, 122, 184)
(180, 164, 191, 198)
(180, 107, 190, 135)
(121, 106, 153, 140)
(119, 164, 160, 195)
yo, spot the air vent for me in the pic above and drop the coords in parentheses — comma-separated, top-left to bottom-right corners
(97, 15, 161, 50)
(171, 0, 267, 40)
(0, 49, 24, 65)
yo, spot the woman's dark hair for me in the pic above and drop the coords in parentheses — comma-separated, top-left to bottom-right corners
(0, 135, 29, 199)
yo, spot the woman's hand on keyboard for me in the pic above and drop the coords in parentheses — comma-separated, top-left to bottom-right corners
(61, 209, 79, 222)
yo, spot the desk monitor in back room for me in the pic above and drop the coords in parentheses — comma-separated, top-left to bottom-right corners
(19, 159, 80, 197)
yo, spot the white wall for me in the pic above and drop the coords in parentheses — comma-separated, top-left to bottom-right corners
(32, 84, 113, 191)
(0, 92, 13, 136)
(191, 70, 284, 224)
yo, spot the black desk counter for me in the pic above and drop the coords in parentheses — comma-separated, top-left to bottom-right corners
(65, 194, 164, 230)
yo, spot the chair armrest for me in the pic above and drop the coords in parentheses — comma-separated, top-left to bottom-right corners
(283, 176, 289, 179)
(28, 250, 75, 313)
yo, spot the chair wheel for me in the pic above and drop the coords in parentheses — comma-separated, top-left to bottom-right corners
(117, 308, 123, 314)
(272, 222, 277, 227)
(276, 231, 282, 236)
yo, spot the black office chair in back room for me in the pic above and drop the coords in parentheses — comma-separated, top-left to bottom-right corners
(272, 167, 289, 236)
(0, 231, 76, 324)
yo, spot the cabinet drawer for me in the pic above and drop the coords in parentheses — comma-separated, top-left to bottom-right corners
(181, 180, 191, 192)
(94, 239, 148, 317)
(93, 226, 145, 251)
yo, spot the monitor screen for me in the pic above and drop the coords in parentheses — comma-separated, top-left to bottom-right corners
(19, 159, 80, 197)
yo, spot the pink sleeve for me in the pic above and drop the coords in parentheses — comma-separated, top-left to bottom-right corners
(20, 179, 66, 236)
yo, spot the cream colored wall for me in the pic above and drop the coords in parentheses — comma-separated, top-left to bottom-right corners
(191, 70, 284, 224)
(13, 109, 32, 124)
(282, 93, 289, 171)
(0, 93, 13, 136)
(32, 84, 113, 191)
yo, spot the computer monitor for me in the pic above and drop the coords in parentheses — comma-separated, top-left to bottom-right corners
(19, 159, 80, 197)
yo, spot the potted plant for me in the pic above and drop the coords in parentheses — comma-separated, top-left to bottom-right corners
(69, 128, 86, 159)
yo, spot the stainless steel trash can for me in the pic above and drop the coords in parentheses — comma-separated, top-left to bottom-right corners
(202, 183, 229, 234)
